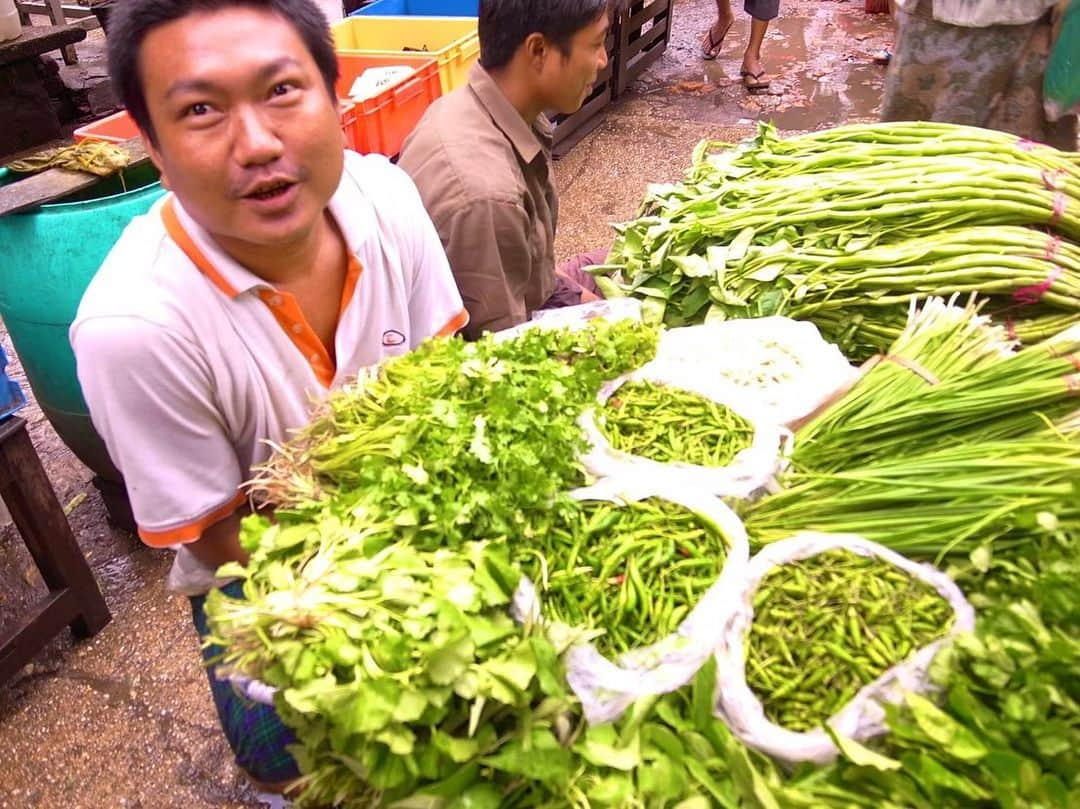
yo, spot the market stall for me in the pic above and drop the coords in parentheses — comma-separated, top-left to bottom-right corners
(199, 122, 1079, 809)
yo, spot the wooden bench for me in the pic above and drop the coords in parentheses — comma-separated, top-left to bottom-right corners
(0, 416, 110, 683)
(0, 18, 85, 66)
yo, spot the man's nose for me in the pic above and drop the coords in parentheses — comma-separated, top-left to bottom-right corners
(232, 106, 284, 166)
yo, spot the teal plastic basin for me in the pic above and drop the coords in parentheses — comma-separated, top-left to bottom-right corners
(0, 163, 164, 484)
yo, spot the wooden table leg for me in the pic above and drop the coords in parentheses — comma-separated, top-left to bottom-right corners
(44, 0, 79, 64)
(0, 419, 110, 638)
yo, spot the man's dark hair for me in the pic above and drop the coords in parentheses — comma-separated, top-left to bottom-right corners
(107, 0, 339, 143)
(478, 0, 610, 71)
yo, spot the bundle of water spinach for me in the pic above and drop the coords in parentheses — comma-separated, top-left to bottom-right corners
(746, 549, 954, 732)
(520, 498, 730, 657)
(595, 122, 1080, 359)
(597, 381, 755, 467)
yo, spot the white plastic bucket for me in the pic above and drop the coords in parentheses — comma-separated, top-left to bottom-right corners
(0, 0, 22, 43)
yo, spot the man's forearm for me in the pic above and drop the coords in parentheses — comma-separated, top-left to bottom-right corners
(186, 508, 249, 569)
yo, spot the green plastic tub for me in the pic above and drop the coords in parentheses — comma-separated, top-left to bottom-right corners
(0, 164, 164, 498)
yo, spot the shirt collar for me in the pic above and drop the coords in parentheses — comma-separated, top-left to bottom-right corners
(467, 63, 551, 165)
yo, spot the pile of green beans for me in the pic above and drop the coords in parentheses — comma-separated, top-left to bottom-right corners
(745, 549, 954, 732)
(523, 499, 728, 657)
(597, 381, 755, 467)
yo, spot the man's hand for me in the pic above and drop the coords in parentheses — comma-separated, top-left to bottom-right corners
(186, 507, 249, 569)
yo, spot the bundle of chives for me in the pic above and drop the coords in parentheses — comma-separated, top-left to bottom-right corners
(741, 301, 1080, 560)
(743, 436, 1080, 559)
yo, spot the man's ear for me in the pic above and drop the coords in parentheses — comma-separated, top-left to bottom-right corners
(141, 130, 172, 190)
(522, 31, 549, 72)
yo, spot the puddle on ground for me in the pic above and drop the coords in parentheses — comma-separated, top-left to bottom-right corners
(626, 0, 892, 132)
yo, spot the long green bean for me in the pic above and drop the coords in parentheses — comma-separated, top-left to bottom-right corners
(598, 123, 1080, 359)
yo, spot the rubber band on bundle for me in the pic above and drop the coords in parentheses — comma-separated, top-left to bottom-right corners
(1013, 267, 1063, 305)
(1051, 192, 1068, 223)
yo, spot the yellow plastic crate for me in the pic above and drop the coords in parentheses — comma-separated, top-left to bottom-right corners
(332, 16, 479, 94)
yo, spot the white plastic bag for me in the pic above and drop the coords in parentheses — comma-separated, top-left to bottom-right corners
(646, 318, 858, 428)
(491, 298, 644, 343)
(580, 375, 789, 500)
(517, 477, 750, 725)
(347, 66, 416, 101)
(713, 532, 975, 765)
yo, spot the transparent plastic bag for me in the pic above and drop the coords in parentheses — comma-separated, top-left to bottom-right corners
(646, 318, 858, 428)
(580, 376, 789, 500)
(516, 478, 750, 725)
(713, 532, 975, 765)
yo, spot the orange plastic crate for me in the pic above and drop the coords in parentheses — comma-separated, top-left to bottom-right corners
(73, 110, 140, 144)
(335, 53, 442, 156)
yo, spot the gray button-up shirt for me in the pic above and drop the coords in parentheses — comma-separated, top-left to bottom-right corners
(399, 63, 558, 339)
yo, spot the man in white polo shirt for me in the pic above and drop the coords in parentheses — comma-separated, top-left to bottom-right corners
(69, 0, 466, 788)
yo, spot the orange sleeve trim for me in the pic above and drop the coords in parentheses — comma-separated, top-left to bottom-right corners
(137, 491, 247, 548)
(436, 308, 470, 338)
(160, 197, 240, 299)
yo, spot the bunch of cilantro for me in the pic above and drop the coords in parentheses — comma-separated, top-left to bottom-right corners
(253, 320, 660, 551)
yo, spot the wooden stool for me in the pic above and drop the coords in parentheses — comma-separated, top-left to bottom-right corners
(0, 416, 110, 683)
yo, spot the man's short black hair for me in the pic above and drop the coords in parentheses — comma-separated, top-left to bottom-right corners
(107, 0, 339, 143)
(478, 0, 610, 71)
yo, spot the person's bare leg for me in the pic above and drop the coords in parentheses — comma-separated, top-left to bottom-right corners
(741, 16, 771, 86)
(703, 0, 735, 59)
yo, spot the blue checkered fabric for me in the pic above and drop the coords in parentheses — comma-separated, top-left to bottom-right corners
(190, 581, 301, 784)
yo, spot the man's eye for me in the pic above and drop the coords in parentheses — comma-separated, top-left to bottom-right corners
(187, 102, 211, 117)
(271, 83, 294, 97)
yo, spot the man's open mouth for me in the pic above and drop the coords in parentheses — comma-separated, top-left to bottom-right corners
(246, 181, 295, 201)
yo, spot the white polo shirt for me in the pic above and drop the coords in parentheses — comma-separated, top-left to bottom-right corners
(71, 151, 468, 594)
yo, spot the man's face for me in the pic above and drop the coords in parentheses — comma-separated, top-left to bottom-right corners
(540, 14, 609, 115)
(138, 7, 345, 253)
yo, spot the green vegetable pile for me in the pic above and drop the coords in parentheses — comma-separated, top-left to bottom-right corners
(518, 498, 730, 657)
(209, 525, 574, 806)
(746, 549, 954, 732)
(769, 528, 1079, 808)
(728, 299, 1079, 803)
(199, 139, 1080, 805)
(742, 299, 1080, 557)
(594, 122, 1080, 359)
(597, 381, 755, 468)
(205, 321, 673, 806)
(249, 320, 660, 546)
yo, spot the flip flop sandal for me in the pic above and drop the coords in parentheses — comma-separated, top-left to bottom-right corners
(741, 69, 771, 93)
(701, 21, 733, 60)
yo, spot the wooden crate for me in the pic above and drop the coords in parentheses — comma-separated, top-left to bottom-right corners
(614, 0, 672, 96)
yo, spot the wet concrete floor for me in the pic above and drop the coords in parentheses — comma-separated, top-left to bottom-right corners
(0, 2, 892, 806)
